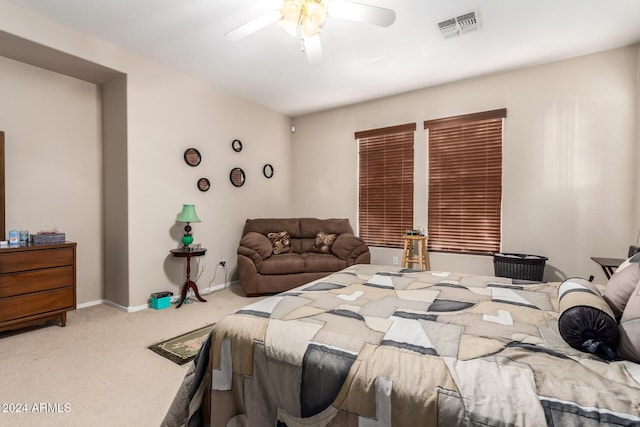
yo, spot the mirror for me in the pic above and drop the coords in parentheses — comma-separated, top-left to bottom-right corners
(230, 167, 245, 187)
(197, 178, 210, 192)
(0, 131, 4, 240)
(263, 163, 274, 179)
(184, 148, 201, 167)
(231, 139, 243, 152)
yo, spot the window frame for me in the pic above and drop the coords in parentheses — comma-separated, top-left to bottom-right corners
(424, 108, 506, 255)
(356, 123, 416, 249)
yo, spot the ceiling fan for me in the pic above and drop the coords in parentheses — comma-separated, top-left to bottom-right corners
(224, 0, 396, 63)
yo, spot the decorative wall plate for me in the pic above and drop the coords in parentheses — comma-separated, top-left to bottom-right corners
(197, 178, 211, 192)
(184, 148, 201, 166)
(230, 167, 245, 187)
(232, 139, 243, 152)
(263, 163, 274, 178)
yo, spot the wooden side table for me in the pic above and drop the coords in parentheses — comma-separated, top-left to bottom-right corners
(590, 257, 625, 280)
(170, 247, 207, 308)
(401, 235, 430, 270)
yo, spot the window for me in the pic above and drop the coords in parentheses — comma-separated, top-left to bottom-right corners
(356, 123, 415, 248)
(424, 108, 506, 254)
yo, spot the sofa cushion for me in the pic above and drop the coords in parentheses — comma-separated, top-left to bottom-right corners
(268, 231, 291, 255)
(244, 218, 301, 237)
(332, 233, 368, 260)
(313, 232, 338, 254)
(259, 253, 305, 275)
(239, 232, 272, 259)
(298, 238, 315, 253)
(299, 218, 354, 237)
(301, 253, 349, 273)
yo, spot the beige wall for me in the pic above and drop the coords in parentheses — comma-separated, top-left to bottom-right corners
(0, 55, 103, 303)
(1, 0, 637, 308)
(102, 75, 129, 306)
(291, 46, 639, 284)
(0, 0, 293, 308)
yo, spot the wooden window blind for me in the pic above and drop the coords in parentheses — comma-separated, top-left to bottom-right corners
(424, 108, 506, 254)
(356, 123, 415, 248)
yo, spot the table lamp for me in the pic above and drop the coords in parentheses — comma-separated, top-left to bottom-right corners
(176, 204, 201, 248)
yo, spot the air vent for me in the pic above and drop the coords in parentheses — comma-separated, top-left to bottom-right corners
(437, 18, 458, 39)
(437, 10, 479, 39)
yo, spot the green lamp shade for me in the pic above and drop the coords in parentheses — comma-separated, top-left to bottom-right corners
(177, 204, 201, 223)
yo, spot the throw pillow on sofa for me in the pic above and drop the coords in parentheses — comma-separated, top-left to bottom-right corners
(313, 232, 338, 254)
(268, 231, 291, 254)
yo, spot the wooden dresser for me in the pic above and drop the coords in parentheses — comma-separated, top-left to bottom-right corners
(0, 242, 76, 333)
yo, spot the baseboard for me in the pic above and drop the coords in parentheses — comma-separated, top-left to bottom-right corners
(76, 281, 239, 312)
(76, 299, 105, 309)
(101, 299, 149, 313)
(197, 280, 239, 297)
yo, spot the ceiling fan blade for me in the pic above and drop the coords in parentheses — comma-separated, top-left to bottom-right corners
(328, 1, 396, 27)
(225, 10, 283, 42)
(303, 34, 323, 64)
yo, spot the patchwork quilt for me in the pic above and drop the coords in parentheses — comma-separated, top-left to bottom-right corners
(163, 265, 640, 426)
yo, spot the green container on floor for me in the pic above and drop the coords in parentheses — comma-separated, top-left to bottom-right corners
(151, 291, 172, 310)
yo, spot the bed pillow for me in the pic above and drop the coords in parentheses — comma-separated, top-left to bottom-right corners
(618, 279, 640, 362)
(603, 253, 640, 318)
(267, 231, 291, 255)
(312, 232, 337, 254)
(558, 277, 618, 360)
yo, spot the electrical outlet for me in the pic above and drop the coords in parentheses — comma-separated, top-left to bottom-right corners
(219, 259, 226, 267)
(393, 256, 399, 265)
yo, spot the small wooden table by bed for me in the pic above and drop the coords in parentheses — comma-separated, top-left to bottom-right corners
(590, 256, 625, 279)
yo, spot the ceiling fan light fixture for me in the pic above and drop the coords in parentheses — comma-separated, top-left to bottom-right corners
(279, 18, 300, 36)
(303, 0, 328, 34)
(280, 0, 303, 35)
(279, 0, 328, 38)
(225, 0, 395, 63)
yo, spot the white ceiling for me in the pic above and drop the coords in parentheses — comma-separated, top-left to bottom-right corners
(8, 0, 640, 117)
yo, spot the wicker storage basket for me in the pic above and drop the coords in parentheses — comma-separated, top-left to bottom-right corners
(32, 233, 66, 245)
(493, 253, 547, 281)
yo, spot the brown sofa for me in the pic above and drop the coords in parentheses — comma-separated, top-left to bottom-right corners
(237, 218, 370, 296)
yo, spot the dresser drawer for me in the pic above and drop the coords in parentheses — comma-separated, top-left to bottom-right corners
(0, 287, 74, 323)
(0, 247, 74, 274)
(0, 266, 74, 298)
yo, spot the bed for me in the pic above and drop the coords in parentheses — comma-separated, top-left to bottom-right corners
(162, 264, 640, 426)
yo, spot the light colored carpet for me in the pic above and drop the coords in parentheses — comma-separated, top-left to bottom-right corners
(0, 285, 261, 426)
